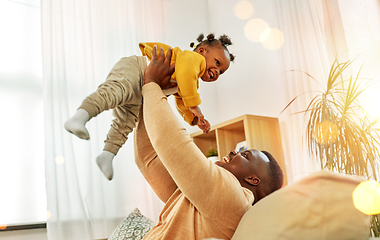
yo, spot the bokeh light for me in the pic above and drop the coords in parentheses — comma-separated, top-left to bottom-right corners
(47, 210, 51, 219)
(313, 120, 339, 144)
(244, 18, 270, 43)
(0, 224, 7, 230)
(260, 28, 285, 50)
(55, 155, 65, 164)
(234, 1, 254, 20)
(353, 180, 380, 215)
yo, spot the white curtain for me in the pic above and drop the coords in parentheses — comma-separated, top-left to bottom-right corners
(336, 0, 380, 119)
(41, 0, 165, 239)
(274, 0, 330, 183)
(275, 0, 380, 183)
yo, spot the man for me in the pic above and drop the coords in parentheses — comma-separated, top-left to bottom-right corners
(134, 46, 284, 239)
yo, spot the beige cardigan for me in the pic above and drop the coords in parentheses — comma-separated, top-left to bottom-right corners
(133, 83, 254, 240)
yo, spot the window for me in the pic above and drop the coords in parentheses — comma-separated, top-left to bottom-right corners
(0, 0, 46, 226)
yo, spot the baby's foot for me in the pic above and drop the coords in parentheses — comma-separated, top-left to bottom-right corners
(64, 109, 90, 140)
(96, 151, 115, 181)
(64, 118, 90, 140)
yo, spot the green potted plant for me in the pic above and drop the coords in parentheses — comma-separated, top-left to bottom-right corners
(206, 147, 219, 162)
(283, 58, 380, 237)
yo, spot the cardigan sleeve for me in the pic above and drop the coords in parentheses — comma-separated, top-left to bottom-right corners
(134, 107, 178, 203)
(174, 94, 196, 126)
(174, 50, 205, 108)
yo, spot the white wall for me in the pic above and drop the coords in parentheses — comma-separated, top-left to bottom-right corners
(209, 0, 286, 123)
(161, 0, 286, 133)
(161, 0, 219, 132)
(159, 0, 295, 183)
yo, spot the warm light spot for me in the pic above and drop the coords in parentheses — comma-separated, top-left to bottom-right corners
(361, 44, 380, 119)
(234, 1, 254, 20)
(366, 87, 380, 119)
(55, 155, 65, 164)
(0, 224, 7, 230)
(47, 210, 51, 219)
(313, 120, 338, 144)
(244, 18, 270, 43)
(260, 28, 284, 50)
(353, 180, 380, 215)
(259, 28, 271, 42)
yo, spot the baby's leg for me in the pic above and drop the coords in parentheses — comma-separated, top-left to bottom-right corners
(64, 82, 123, 140)
(63, 82, 125, 140)
(64, 56, 145, 140)
(64, 109, 90, 140)
(96, 151, 116, 180)
(98, 103, 142, 180)
(96, 55, 147, 180)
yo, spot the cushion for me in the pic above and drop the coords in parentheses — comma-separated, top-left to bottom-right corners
(108, 208, 155, 240)
(231, 170, 370, 240)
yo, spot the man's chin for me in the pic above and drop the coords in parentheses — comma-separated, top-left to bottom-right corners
(214, 161, 225, 167)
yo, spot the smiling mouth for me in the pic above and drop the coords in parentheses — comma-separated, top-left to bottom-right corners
(209, 70, 215, 80)
(222, 155, 230, 163)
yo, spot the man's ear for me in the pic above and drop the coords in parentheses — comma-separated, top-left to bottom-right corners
(245, 176, 261, 186)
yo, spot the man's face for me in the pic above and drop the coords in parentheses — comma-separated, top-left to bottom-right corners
(215, 149, 270, 187)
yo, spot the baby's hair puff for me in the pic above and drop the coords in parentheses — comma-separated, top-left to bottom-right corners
(190, 33, 235, 62)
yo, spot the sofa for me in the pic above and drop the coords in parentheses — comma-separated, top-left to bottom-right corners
(231, 170, 370, 240)
(109, 170, 372, 240)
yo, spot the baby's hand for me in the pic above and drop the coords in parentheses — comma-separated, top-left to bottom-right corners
(190, 106, 210, 133)
(198, 119, 210, 134)
(189, 106, 204, 124)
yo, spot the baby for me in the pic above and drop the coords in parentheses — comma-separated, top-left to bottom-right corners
(64, 33, 235, 180)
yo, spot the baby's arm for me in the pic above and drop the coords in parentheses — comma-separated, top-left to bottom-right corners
(190, 106, 210, 133)
(189, 106, 204, 124)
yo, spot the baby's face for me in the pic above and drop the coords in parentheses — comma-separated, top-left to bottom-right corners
(198, 46, 230, 82)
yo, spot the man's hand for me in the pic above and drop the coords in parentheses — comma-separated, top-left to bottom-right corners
(144, 45, 176, 89)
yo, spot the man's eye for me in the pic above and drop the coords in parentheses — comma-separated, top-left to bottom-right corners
(215, 59, 220, 65)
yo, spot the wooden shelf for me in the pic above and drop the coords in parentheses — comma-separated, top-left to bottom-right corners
(190, 114, 287, 185)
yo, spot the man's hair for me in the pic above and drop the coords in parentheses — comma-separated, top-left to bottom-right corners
(261, 150, 284, 193)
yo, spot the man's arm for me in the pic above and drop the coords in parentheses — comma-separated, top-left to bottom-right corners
(133, 46, 178, 203)
(134, 107, 178, 203)
(143, 47, 252, 216)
